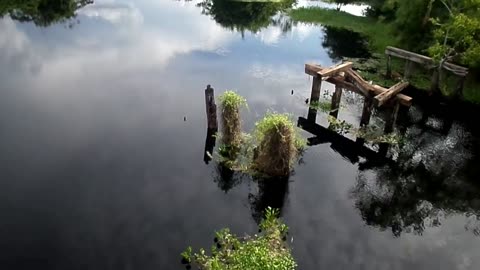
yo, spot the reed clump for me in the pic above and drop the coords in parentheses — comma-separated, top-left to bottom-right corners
(253, 113, 305, 177)
(218, 91, 247, 153)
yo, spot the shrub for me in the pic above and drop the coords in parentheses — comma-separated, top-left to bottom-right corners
(181, 207, 297, 270)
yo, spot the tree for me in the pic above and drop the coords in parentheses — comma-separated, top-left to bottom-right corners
(428, 0, 480, 68)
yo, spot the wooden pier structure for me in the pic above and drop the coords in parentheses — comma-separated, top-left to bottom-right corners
(304, 62, 412, 135)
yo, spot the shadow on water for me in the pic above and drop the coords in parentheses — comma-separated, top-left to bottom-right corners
(322, 26, 371, 62)
(196, 0, 296, 35)
(0, 0, 93, 27)
(249, 177, 289, 224)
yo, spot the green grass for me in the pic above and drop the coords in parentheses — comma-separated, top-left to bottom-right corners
(289, 7, 398, 53)
(182, 207, 297, 270)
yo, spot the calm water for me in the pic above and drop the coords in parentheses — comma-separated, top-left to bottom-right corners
(1, 1, 480, 269)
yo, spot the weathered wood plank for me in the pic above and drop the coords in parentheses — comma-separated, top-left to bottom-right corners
(318, 62, 353, 77)
(374, 81, 409, 107)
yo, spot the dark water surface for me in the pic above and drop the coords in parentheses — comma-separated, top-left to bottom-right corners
(1, 1, 480, 269)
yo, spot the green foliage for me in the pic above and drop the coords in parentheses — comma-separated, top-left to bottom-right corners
(0, 0, 92, 26)
(253, 113, 305, 176)
(309, 100, 332, 113)
(429, 13, 480, 67)
(182, 207, 297, 270)
(327, 115, 354, 135)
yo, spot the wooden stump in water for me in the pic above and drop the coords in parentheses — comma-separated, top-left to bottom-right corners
(205, 85, 218, 131)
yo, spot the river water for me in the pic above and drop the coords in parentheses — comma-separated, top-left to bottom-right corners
(1, 0, 479, 269)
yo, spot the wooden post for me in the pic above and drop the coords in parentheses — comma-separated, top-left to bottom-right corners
(404, 60, 413, 79)
(330, 85, 343, 118)
(386, 55, 392, 78)
(307, 75, 322, 122)
(384, 101, 400, 134)
(310, 75, 322, 102)
(205, 85, 218, 131)
(360, 92, 374, 127)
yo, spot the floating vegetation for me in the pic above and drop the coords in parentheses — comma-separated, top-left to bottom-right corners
(253, 113, 306, 177)
(327, 115, 354, 135)
(218, 91, 248, 157)
(181, 207, 297, 270)
(309, 100, 332, 113)
(327, 116, 402, 145)
(356, 126, 403, 145)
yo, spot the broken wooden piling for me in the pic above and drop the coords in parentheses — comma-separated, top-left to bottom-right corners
(205, 85, 218, 131)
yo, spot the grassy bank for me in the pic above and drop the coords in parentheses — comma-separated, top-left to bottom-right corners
(289, 7, 480, 104)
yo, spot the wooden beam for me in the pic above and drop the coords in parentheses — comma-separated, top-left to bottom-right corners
(318, 62, 353, 77)
(374, 81, 409, 107)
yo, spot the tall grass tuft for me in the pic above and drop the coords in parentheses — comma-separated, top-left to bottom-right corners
(218, 91, 247, 154)
(253, 113, 305, 177)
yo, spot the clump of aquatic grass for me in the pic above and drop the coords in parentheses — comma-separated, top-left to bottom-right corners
(218, 91, 248, 155)
(253, 113, 306, 177)
(181, 207, 296, 270)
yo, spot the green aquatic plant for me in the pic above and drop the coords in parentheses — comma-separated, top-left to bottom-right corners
(218, 91, 248, 154)
(182, 207, 296, 270)
(327, 115, 354, 135)
(355, 125, 403, 145)
(309, 100, 332, 113)
(253, 113, 306, 176)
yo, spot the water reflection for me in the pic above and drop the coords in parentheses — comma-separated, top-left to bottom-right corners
(0, 0, 93, 26)
(352, 108, 480, 237)
(322, 26, 371, 62)
(249, 177, 289, 224)
(197, 0, 296, 35)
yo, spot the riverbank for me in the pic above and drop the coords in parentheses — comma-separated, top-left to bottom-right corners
(289, 7, 480, 104)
